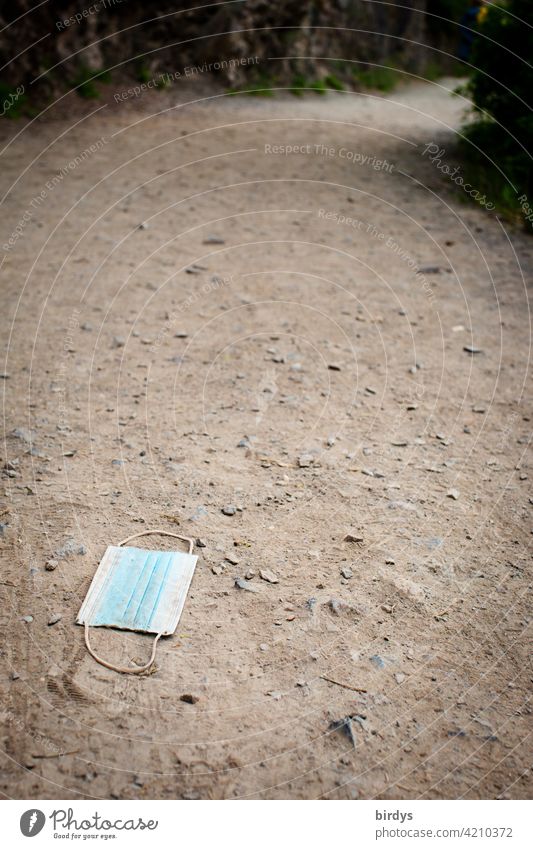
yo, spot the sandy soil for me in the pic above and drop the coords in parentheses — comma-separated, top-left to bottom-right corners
(1, 78, 532, 800)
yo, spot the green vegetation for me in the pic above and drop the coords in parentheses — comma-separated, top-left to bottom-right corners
(69, 65, 111, 99)
(0, 82, 27, 118)
(228, 71, 345, 98)
(135, 63, 152, 83)
(352, 64, 400, 93)
(323, 73, 345, 92)
(460, 0, 532, 225)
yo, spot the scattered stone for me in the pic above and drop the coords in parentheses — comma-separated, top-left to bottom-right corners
(211, 564, 225, 575)
(365, 386, 377, 395)
(22, 615, 33, 624)
(343, 533, 363, 543)
(202, 235, 225, 244)
(221, 504, 237, 516)
(237, 437, 250, 448)
(298, 454, 314, 468)
(472, 405, 486, 413)
(224, 553, 239, 565)
(11, 672, 20, 680)
(186, 264, 207, 274)
(235, 577, 259, 592)
(329, 715, 356, 748)
(180, 693, 199, 704)
(244, 569, 256, 580)
(447, 488, 460, 500)
(370, 654, 385, 669)
(329, 598, 344, 615)
(328, 363, 342, 371)
(385, 557, 395, 565)
(174, 331, 188, 338)
(45, 558, 59, 572)
(463, 345, 483, 354)
(55, 539, 86, 559)
(395, 672, 406, 684)
(407, 403, 418, 411)
(340, 567, 353, 579)
(111, 336, 125, 348)
(381, 604, 393, 614)
(190, 505, 208, 522)
(80, 322, 93, 331)
(12, 427, 34, 444)
(259, 643, 269, 652)
(326, 435, 336, 447)
(259, 569, 279, 584)
(418, 265, 443, 274)
(47, 614, 62, 626)
(196, 538, 207, 548)
(138, 222, 148, 230)
(267, 691, 282, 700)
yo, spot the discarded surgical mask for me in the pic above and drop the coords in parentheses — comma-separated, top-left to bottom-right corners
(77, 529, 197, 674)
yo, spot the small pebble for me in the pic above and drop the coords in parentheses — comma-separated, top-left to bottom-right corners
(224, 554, 239, 565)
(222, 504, 237, 516)
(235, 577, 259, 592)
(47, 614, 62, 626)
(180, 694, 199, 704)
(343, 533, 363, 543)
(259, 569, 279, 584)
(341, 567, 353, 579)
(45, 558, 59, 571)
(447, 488, 460, 500)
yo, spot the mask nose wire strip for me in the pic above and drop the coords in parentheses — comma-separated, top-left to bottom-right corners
(83, 528, 195, 674)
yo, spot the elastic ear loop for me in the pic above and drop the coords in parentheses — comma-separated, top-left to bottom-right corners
(84, 529, 195, 675)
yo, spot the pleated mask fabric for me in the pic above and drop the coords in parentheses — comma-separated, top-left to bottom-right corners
(76, 529, 197, 674)
(77, 544, 198, 636)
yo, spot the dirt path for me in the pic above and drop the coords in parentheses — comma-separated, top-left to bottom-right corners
(1, 79, 531, 800)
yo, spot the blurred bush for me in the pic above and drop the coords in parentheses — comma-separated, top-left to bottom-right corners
(461, 0, 532, 224)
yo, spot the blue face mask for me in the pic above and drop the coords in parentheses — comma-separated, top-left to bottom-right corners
(77, 530, 198, 674)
